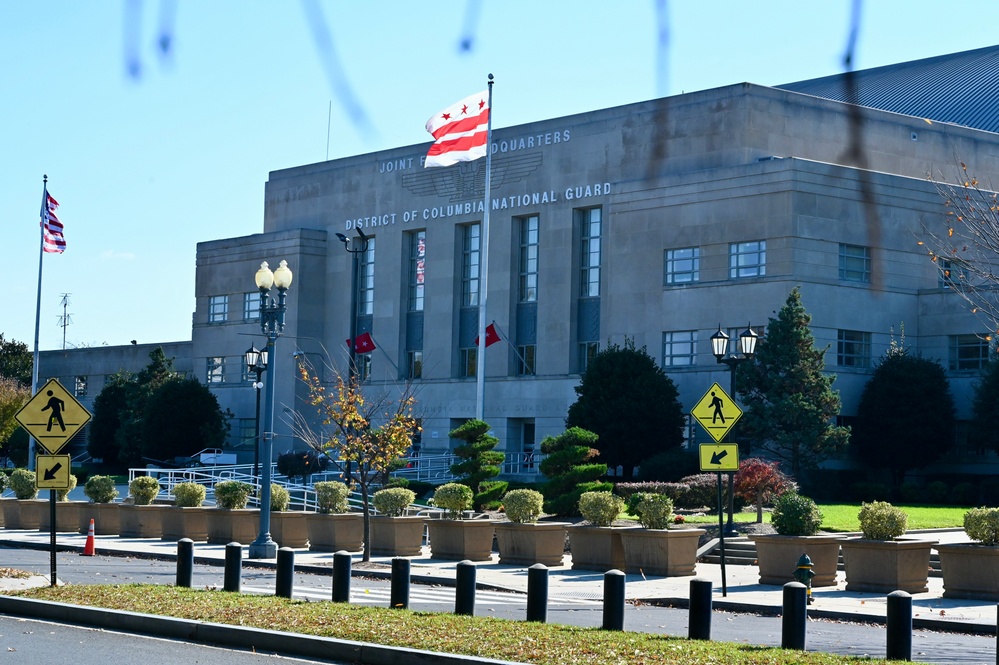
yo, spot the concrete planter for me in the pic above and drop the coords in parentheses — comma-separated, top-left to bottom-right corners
(937, 543, 999, 600)
(271, 511, 310, 548)
(38, 501, 84, 533)
(307, 512, 363, 552)
(1, 498, 22, 529)
(751, 534, 844, 587)
(369, 516, 426, 557)
(118, 504, 165, 538)
(619, 527, 705, 576)
(3, 499, 46, 530)
(426, 519, 494, 561)
(494, 522, 568, 566)
(206, 508, 259, 545)
(79, 503, 120, 535)
(840, 537, 938, 593)
(567, 525, 639, 572)
(160, 507, 209, 542)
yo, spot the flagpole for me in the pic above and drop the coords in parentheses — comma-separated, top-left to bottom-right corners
(475, 74, 494, 422)
(28, 175, 48, 471)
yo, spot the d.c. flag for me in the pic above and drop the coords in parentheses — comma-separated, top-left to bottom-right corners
(474, 323, 501, 348)
(347, 332, 376, 354)
(40, 190, 66, 254)
(424, 90, 489, 168)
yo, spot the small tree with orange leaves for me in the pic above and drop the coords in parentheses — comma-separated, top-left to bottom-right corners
(733, 458, 797, 524)
(296, 362, 419, 562)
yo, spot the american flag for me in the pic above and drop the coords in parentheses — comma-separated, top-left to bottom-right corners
(40, 189, 66, 254)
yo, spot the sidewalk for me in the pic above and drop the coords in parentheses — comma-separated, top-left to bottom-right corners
(1, 527, 995, 634)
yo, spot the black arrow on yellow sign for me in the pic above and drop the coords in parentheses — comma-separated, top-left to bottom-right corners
(43, 462, 63, 481)
(710, 450, 728, 465)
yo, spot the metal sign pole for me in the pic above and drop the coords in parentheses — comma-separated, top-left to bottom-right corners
(718, 472, 727, 597)
(49, 488, 57, 586)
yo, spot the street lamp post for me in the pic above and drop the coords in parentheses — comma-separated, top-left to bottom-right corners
(710, 323, 759, 536)
(248, 259, 293, 560)
(335, 228, 370, 379)
(244, 345, 268, 480)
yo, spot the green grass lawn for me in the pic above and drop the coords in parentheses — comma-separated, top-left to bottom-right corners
(680, 504, 968, 533)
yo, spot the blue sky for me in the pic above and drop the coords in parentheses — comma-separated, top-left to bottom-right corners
(4, 1, 999, 351)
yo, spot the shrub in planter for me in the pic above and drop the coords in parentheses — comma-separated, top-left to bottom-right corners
(577, 491, 623, 527)
(858, 501, 907, 540)
(84, 475, 118, 503)
(129, 476, 162, 506)
(314, 481, 350, 514)
(619, 482, 687, 514)
(770, 493, 823, 536)
(9, 469, 37, 500)
(270, 484, 291, 511)
(372, 487, 415, 517)
(56, 474, 78, 501)
(503, 489, 544, 524)
(214, 481, 253, 509)
(431, 482, 473, 519)
(173, 482, 207, 507)
(964, 506, 999, 546)
(633, 493, 674, 530)
(0, 472, 6, 495)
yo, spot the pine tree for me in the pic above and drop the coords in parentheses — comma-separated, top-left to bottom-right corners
(737, 287, 850, 478)
(538, 427, 612, 516)
(969, 359, 999, 455)
(448, 419, 507, 510)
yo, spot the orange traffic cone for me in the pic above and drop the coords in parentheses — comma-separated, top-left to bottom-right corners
(82, 518, 96, 556)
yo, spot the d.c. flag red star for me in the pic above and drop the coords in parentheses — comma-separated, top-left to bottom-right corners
(424, 90, 489, 168)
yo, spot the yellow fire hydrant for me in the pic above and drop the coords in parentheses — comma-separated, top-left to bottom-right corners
(793, 553, 815, 604)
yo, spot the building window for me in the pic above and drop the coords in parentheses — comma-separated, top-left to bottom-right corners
(517, 345, 536, 376)
(356, 354, 372, 381)
(461, 224, 481, 307)
(950, 334, 990, 371)
(578, 342, 599, 373)
(662, 331, 697, 367)
(839, 244, 872, 283)
(519, 215, 539, 302)
(730, 240, 766, 278)
(243, 292, 259, 321)
(208, 295, 228, 323)
(74, 376, 88, 397)
(206, 356, 225, 383)
(237, 418, 256, 446)
(407, 350, 423, 379)
(460, 347, 477, 378)
(939, 259, 968, 289)
(837, 330, 871, 368)
(664, 247, 700, 285)
(579, 208, 602, 297)
(358, 238, 375, 316)
(408, 231, 426, 312)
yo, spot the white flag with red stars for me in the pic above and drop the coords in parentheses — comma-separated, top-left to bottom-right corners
(424, 90, 489, 168)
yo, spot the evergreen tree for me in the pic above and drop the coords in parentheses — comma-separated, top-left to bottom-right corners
(969, 359, 999, 455)
(448, 419, 507, 510)
(737, 287, 850, 478)
(88, 371, 132, 467)
(566, 339, 685, 478)
(0, 334, 32, 388)
(539, 427, 612, 516)
(115, 347, 180, 467)
(142, 376, 231, 464)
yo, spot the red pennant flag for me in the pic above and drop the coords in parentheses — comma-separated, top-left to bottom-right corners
(346, 332, 376, 354)
(475, 323, 501, 348)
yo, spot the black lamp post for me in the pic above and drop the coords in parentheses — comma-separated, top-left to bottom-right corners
(244, 345, 268, 480)
(248, 259, 293, 560)
(334, 228, 370, 380)
(710, 323, 759, 536)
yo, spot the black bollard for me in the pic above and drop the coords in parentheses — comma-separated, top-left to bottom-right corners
(275, 547, 295, 599)
(223, 542, 242, 593)
(886, 590, 913, 661)
(526, 564, 549, 623)
(390, 557, 411, 609)
(602, 569, 626, 631)
(688, 578, 713, 640)
(332, 550, 352, 603)
(781, 582, 807, 650)
(176, 538, 194, 588)
(455, 560, 476, 616)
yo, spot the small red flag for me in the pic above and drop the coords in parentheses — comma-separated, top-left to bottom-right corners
(347, 332, 376, 354)
(475, 323, 501, 348)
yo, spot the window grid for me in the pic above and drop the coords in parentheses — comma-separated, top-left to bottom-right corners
(664, 247, 700, 285)
(579, 208, 601, 297)
(939, 259, 968, 289)
(209, 295, 228, 323)
(407, 350, 423, 379)
(950, 334, 990, 371)
(408, 231, 426, 312)
(578, 342, 599, 373)
(359, 238, 375, 316)
(837, 330, 872, 368)
(662, 331, 697, 367)
(237, 418, 256, 446)
(74, 376, 87, 397)
(356, 354, 372, 381)
(517, 345, 536, 376)
(461, 224, 480, 307)
(206, 356, 225, 383)
(839, 244, 872, 283)
(729, 241, 766, 279)
(519, 216, 539, 302)
(243, 292, 259, 321)
(460, 348, 477, 378)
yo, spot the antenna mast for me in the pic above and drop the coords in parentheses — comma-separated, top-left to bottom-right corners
(58, 293, 73, 349)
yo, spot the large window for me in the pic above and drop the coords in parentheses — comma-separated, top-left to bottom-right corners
(578, 342, 599, 373)
(662, 331, 697, 367)
(237, 418, 256, 446)
(837, 330, 871, 368)
(359, 238, 375, 315)
(243, 292, 259, 321)
(74, 375, 88, 397)
(408, 231, 426, 312)
(950, 334, 990, 371)
(839, 244, 872, 283)
(579, 208, 601, 297)
(664, 247, 700, 285)
(517, 345, 536, 376)
(206, 356, 225, 383)
(407, 350, 423, 379)
(729, 240, 766, 278)
(208, 295, 228, 323)
(461, 224, 480, 307)
(939, 259, 968, 289)
(519, 215, 539, 302)
(460, 347, 477, 378)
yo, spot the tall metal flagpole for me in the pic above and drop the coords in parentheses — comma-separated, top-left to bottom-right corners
(28, 175, 48, 471)
(474, 74, 494, 422)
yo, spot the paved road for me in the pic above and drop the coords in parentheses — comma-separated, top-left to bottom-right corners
(2, 547, 996, 664)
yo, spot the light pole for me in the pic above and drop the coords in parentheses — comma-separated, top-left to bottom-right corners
(248, 259, 293, 560)
(710, 323, 759, 536)
(244, 345, 268, 480)
(334, 228, 370, 379)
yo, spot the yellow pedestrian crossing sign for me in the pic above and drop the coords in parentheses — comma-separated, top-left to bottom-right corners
(15, 378, 91, 455)
(699, 443, 740, 472)
(691, 382, 742, 442)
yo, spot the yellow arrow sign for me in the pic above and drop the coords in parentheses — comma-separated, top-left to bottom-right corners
(699, 443, 740, 472)
(690, 382, 742, 442)
(15, 379, 92, 455)
(36, 454, 73, 490)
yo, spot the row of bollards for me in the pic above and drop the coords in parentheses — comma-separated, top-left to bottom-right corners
(175, 540, 920, 660)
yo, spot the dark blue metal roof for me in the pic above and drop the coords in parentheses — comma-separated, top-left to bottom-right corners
(776, 45, 999, 133)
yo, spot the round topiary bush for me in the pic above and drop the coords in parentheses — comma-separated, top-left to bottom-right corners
(964, 506, 999, 546)
(770, 493, 823, 536)
(129, 476, 162, 505)
(431, 482, 473, 519)
(9, 468, 37, 500)
(56, 474, 78, 501)
(172, 482, 207, 507)
(84, 475, 118, 503)
(858, 501, 908, 540)
(372, 487, 416, 517)
(0, 472, 7, 495)
(502, 488, 544, 524)
(634, 493, 674, 530)
(270, 484, 290, 512)
(314, 481, 350, 514)
(577, 491, 624, 527)
(214, 480, 253, 510)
